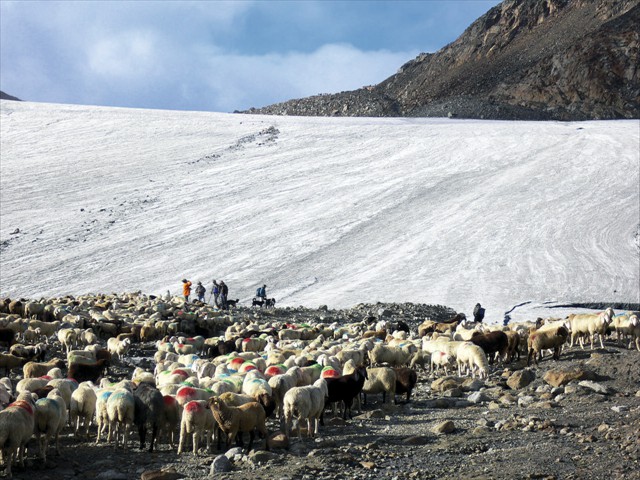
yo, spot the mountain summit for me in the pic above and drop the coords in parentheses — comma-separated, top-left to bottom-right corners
(244, 0, 639, 120)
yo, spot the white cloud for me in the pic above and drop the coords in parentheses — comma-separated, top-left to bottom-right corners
(87, 30, 160, 79)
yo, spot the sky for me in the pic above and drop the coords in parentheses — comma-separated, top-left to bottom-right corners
(1, 101, 638, 323)
(0, 0, 501, 113)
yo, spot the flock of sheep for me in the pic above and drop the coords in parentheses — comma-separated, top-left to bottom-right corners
(0, 292, 638, 478)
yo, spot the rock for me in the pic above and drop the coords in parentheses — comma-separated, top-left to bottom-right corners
(488, 401, 502, 410)
(431, 377, 461, 392)
(611, 405, 629, 413)
(431, 420, 455, 434)
(507, 368, 536, 390)
(467, 391, 489, 404)
(97, 471, 127, 480)
(224, 447, 245, 459)
(472, 426, 491, 435)
(327, 416, 348, 425)
(248, 450, 277, 464)
(402, 435, 430, 445)
(140, 468, 184, 480)
(210, 454, 233, 474)
(517, 395, 535, 407)
(442, 387, 463, 398)
(543, 368, 595, 387)
(425, 398, 456, 409)
(578, 380, 609, 394)
(355, 409, 385, 419)
(360, 461, 376, 469)
(267, 432, 289, 450)
(499, 393, 517, 405)
(461, 378, 485, 391)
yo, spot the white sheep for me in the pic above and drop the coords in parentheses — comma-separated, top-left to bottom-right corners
(107, 337, 132, 363)
(455, 342, 489, 378)
(362, 367, 397, 404)
(283, 378, 328, 439)
(34, 388, 68, 462)
(177, 400, 216, 455)
(368, 344, 413, 367)
(568, 308, 614, 349)
(430, 350, 455, 375)
(0, 391, 37, 478)
(57, 328, 77, 354)
(106, 387, 135, 449)
(268, 372, 297, 422)
(94, 388, 113, 444)
(70, 382, 97, 439)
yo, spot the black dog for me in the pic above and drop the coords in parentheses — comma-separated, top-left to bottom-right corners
(265, 298, 276, 308)
(226, 298, 240, 308)
(252, 298, 264, 307)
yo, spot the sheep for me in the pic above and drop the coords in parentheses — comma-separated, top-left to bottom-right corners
(107, 337, 132, 363)
(268, 372, 297, 422)
(393, 367, 418, 403)
(504, 330, 521, 363)
(0, 378, 12, 409)
(158, 395, 180, 449)
(106, 387, 136, 449)
(470, 331, 509, 363)
(177, 400, 216, 455)
(456, 342, 489, 378)
(409, 350, 431, 372)
(610, 313, 637, 347)
(368, 344, 413, 367)
(78, 328, 99, 346)
(0, 353, 31, 376)
(527, 326, 570, 366)
(70, 382, 97, 439)
(0, 391, 37, 478)
(133, 382, 164, 452)
(567, 308, 614, 350)
(23, 358, 66, 379)
(16, 377, 49, 396)
(68, 359, 109, 384)
(58, 328, 78, 353)
(325, 365, 368, 419)
(430, 350, 455, 375)
(362, 367, 397, 404)
(283, 378, 328, 440)
(34, 388, 68, 462)
(28, 320, 60, 338)
(94, 388, 113, 444)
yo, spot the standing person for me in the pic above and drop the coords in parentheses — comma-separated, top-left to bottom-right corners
(195, 281, 206, 303)
(473, 303, 485, 323)
(256, 284, 267, 301)
(182, 279, 192, 304)
(219, 281, 229, 310)
(212, 280, 220, 308)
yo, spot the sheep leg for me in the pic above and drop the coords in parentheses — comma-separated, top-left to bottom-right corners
(149, 424, 158, 452)
(192, 431, 201, 455)
(177, 423, 187, 454)
(138, 424, 146, 450)
(246, 430, 255, 452)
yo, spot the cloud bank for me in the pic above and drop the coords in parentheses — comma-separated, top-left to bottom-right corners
(0, 1, 425, 112)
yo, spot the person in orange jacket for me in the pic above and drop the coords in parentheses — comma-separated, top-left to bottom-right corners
(182, 279, 192, 303)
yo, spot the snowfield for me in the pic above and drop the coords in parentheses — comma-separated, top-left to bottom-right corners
(1, 100, 638, 323)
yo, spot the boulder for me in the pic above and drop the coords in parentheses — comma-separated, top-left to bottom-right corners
(543, 368, 595, 387)
(431, 376, 461, 392)
(431, 420, 455, 434)
(507, 368, 536, 390)
(210, 454, 233, 474)
(578, 380, 609, 395)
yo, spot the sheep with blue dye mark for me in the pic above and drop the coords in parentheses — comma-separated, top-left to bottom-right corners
(106, 387, 135, 449)
(34, 388, 67, 461)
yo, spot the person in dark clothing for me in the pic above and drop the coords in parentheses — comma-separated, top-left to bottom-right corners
(256, 284, 267, 300)
(473, 303, 485, 323)
(195, 282, 206, 302)
(212, 280, 220, 308)
(219, 281, 229, 310)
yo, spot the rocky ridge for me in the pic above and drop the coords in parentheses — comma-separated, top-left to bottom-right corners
(242, 0, 639, 120)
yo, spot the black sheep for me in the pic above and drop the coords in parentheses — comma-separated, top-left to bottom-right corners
(393, 367, 418, 403)
(133, 382, 164, 452)
(67, 359, 108, 384)
(325, 365, 368, 420)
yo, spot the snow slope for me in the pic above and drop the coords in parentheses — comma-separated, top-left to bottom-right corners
(1, 101, 638, 323)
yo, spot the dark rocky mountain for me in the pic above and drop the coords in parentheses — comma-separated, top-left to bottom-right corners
(243, 0, 639, 120)
(0, 91, 21, 101)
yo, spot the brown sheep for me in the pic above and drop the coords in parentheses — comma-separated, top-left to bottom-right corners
(527, 326, 569, 366)
(207, 397, 268, 452)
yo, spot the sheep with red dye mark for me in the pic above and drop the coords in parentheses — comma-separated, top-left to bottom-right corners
(177, 400, 216, 455)
(0, 391, 37, 478)
(158, 395, 180, 449)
